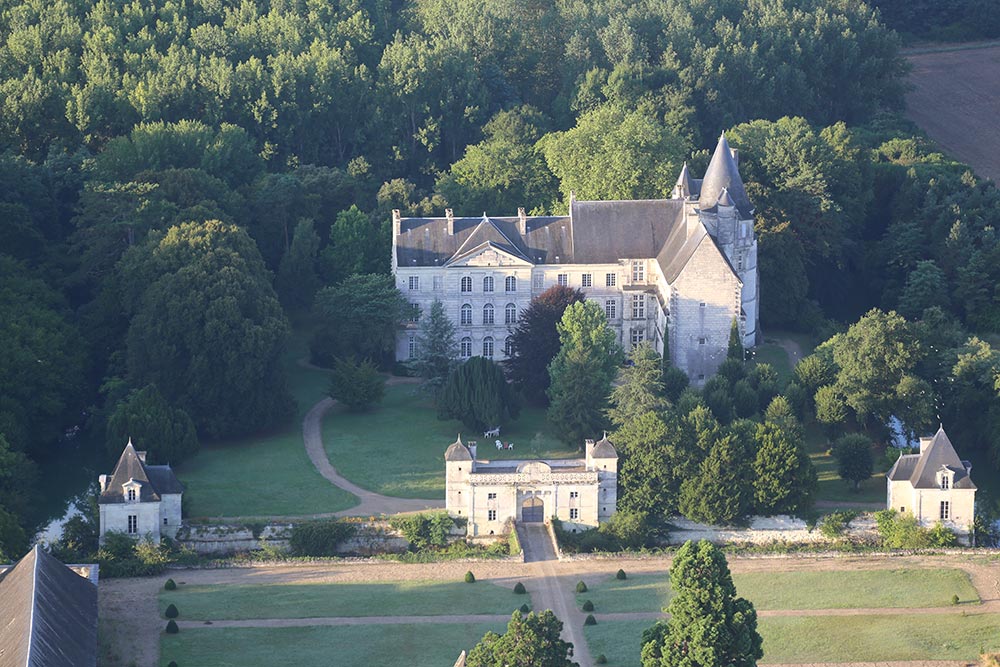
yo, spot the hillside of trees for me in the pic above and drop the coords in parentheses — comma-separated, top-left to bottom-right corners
(2, 0, 999, 558)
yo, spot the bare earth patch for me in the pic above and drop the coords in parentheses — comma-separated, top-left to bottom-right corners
(906, 44, 1000, 182)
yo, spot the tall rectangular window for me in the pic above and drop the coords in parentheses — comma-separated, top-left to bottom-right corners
(127, 488, 136, 502)
(605, 299, 617, 320)
(940, 475, 950, 490)
(631, 328, 645, 347)
(408, 276, 419, 290)
(632, 294, 645, 319)
(488, 509, 497, 522)
(606, 273, 617, 287)
(408, 336, 417, 359)
(408, 303, 420, 322)
(557, 273, 568, 286)
(505, 276, 517, 292)
(631, 260, 645, 282)
(460, 338, 472, 358)
(483, 276, 494, 292)
(461, 276, 472, 292)
(127, 515, 138, 534)
(569, 508, 579, 520)
(940, 501, 950, 520)
(582, 273, 592, 288)
(433, 276, 443, 290)
(532, 273, 543, 289)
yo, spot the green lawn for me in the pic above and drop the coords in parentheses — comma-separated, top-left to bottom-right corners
(161, 622, 507, 667)
(805, 421, 887, 506)
(174, 335, 358, 518)
(578, 569, 978, 613)
(161, 580, 530, 620)
(748, 343, 794, 384)
(585, 613, 1000, 666)
(323, 383, 574, 498)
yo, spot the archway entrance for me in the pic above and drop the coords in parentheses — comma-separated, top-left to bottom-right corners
(522, 497, 544, 523)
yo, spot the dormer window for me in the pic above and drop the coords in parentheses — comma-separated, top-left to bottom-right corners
(940, 474, 950, 490)
(127, 488, 136, 501)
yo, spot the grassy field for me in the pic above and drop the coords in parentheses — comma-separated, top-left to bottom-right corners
(585, 613, 1000, 666)
(161, 580, 530, 620)
(322, 383, 573, 498)
(748, 343, 794, 384)
(577, 569, 978, 613)
(174, 335, 358, 518)
(160, 622, 507, 667)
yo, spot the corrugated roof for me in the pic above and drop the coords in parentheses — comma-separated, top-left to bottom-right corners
(0, 546, 98, 667)
(99, 441, 182, 504)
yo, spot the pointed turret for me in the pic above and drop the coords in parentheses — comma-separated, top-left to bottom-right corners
(699, 134, 751, 216)
(672, 162, 692, 199)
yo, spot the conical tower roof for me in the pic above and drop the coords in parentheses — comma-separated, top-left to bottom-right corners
(698, 134, 751, 216)
(674, 162, 692, 197)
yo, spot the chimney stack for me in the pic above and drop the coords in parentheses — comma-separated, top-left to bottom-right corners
(585, 438, 595, 468)
(446, 208, 455, 235)
(137, 450, 147, 463)
(392, 209, 401, 237)
(919, 437, 933, 453)
(730, 147, 739, 166)
(469, 442, 477, 460)
(99, 474, 109, 493)
(517, 207, 527, 235)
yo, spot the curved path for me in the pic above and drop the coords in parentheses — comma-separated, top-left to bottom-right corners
(301, 381, 445, 518)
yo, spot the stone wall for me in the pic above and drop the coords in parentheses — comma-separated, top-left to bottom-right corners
(666, 515, 879, 546)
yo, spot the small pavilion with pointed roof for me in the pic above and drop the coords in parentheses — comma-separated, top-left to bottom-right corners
(886, 426, 976, 542)
(98, 439, 183, 543)
(445, 434, 618, 536)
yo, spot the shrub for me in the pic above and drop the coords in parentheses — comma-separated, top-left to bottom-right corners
(165, 619, 179, 634)
(513, 582, 526, 594)
(289, 520, 356, 557)
(164, 578, 177, 590)
(329, 357, 386, 411)
(596, 655, 608, 664)
(168, 662, 178, 667)
(165, 603, 179, 619)
(582, 600, 594, 612)
(519, 603, 530, 613)
(818, 511, 859, 539)
(465, 571, 476, 583)
(875, 509, 958, 548)
(952, 594, 961, 605)
(928, 522, 958, 547)
(616, 568, 627, 580)
(575, 581, 588, 593)
(390, 512, 455, 551)
(584, 614, 597, 625)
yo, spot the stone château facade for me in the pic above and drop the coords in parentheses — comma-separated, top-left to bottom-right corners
(98, 440, 183, 544)
(886, 426, 976, 542)
(392, 134, 759, 383)
(444, 435, 618, 536)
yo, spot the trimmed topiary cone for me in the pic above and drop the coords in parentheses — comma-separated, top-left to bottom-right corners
(513, 582, 527, 594)
(464, 571, 476, 583)
(165, 619, 179, 634)
(616, 568, 627, 580)
(596, 655, 608, 664)
(165, 603, 179, 619)
(575, 580, 588, 593)
(584, 614, 597, 626)
(164, 578, 177, 591)
(519, 603, 530, 614)
(582, 600, 594, 612)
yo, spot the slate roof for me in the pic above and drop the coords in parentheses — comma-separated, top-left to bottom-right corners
(887, 427, 976, 489)
(445, 436, 473, 461)
(697, 134, 752, 217)
(591, 435, 618, 460)
(395, 138, 751, 285)
(0, 546, 98, 667)
(99, 440, 183, 504)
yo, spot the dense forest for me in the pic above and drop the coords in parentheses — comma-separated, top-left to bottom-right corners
(2, 0, 1000, 558)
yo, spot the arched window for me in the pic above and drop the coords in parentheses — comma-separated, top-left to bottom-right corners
(483, 336, 494, 358)
(461, 276, 472, 292)
(505, 276, 517, 292)
(460, 304, 473, 325)
(483, 276, 494, 292)
(460, 337, 472, 358)
(483, 303, 495, 325)
(504, 336, 514, 357)
(505, 303, 517, 324)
